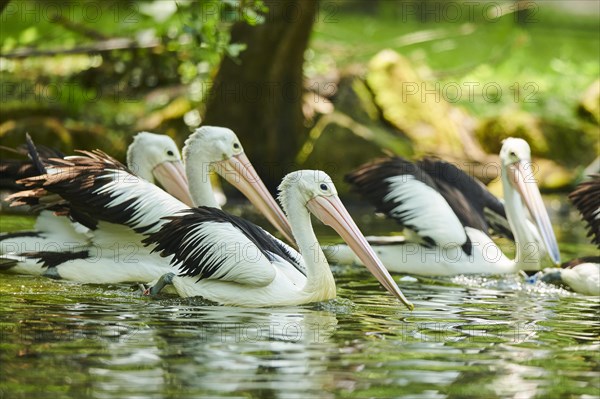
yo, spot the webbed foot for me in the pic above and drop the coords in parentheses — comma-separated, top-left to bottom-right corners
(143, 272, 175, 296)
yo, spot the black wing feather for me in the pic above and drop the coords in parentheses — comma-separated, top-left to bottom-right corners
(346, 156, 475, 253)
(19, 250, 90, 269)
(143, 207, 304, 280)
(569, 175, 600, 248)
(8, 151, 137, 231)
(345, 156, 438, 232)
(416, 157, 514, 240)
(25, 133, 48, 174)
(561, 256, 600, 269)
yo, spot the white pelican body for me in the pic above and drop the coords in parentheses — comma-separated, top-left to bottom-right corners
(538, 176, 600, 295)
(326, 138, 560, 275)
(3, 127, 294, 284)
(0, 132, 193, 274)
(0, 132, 193, 254)
(2, 219, 183, 283)
(149, 210, 314, 307)
(539, 258, 600, 296)
(558, 262, 600, 296)
(329, 227, 521, 276)
(143, 170, 413, 309)
(0, 210, 91, 256)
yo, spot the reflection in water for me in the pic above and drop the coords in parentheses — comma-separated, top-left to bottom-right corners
(149, 306, 338, 397)
(0, 293, 341, 399)
(0, 274, 598, 398)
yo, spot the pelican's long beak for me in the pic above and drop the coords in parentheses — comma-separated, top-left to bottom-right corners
(215, 153, 296, 246)
(307, 195, 414, 310)
(508, 160, 561, 265)
(153, 160, 195, 207)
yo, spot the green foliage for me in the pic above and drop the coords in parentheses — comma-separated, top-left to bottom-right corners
(0, 1, 597, 171)
(177, 0, 266, 69)
(310, 3, 599, 133)
(0, 0, 267, 159)
(308, 3, 599, 170)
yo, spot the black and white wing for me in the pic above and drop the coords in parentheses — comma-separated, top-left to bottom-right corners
(9, 150, 187, 235)
(569, 174, 600, 248)
(416, 157, 513, 240)
(346, 156, 472, 254)
(143, 207, 305, 285)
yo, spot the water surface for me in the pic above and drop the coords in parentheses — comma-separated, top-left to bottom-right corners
(0, 201, 598, 399)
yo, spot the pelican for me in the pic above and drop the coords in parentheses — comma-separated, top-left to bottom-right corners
(537, 175, 599, 295)
(539, 258, 599, 296)
(2, 127, 294, 283)
(141, 170, 414, 308)
(0, 132, 194, 256)
(7, 152, 413, 308)
(325, 138, 560, 275)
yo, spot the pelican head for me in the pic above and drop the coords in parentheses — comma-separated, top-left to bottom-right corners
(500, 137, 532, 167)
(127, 132, 194, 207)
(184, 126, 295, 245)
(279, 170, 414, 310)
(278, 170, 338, 207)
(500, 138, 561, 266)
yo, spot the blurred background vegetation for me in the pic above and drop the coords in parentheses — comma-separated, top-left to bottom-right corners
(0, 0, 598, 195)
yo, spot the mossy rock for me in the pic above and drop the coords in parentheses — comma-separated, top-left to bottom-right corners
(297, 74, 413, 195)
(476, 109, 549, 155)
(365, 49, 485, 161)
(476, 109, 598, 168)
(300, 122, 387, 193)
(578, 79, 600, 125)
(540, 120, 599, 168)
(336, 75, 383, 126)
(533, 158, 575, 190)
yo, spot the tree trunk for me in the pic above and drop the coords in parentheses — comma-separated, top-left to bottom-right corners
(203, 0, 318, 190)
(514, 0, 533, 26)
(0, 0, 11, 15)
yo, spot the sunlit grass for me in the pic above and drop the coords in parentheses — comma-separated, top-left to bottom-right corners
(311, 7, 599, 121)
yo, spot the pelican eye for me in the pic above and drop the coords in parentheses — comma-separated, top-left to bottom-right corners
(233, 143, 240, 150)
(167, 150, 174, 156)
(319, 183, 329, 191)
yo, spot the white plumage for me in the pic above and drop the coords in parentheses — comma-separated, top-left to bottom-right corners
(0, 132, 192, 276)
(384, 175, 468, 248)
(537, 176, 600, 295)
(142, 170, 413, 309)
(560, 263, 600, 296)
(0, 210, 90, 254)
(2, 127, 294, 285)
(326, 138, 560, 275)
